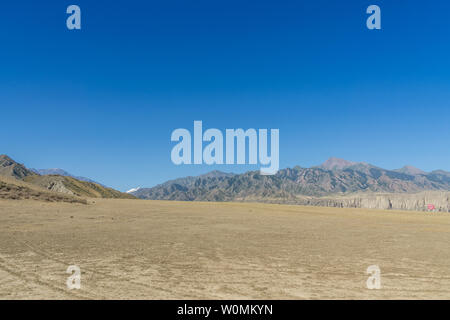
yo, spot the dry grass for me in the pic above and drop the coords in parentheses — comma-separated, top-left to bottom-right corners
(0, 199, 449, 299)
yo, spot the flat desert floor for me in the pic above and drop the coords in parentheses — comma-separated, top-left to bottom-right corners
(0, 199, 449, 299)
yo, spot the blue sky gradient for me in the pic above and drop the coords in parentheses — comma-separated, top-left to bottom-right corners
(1, 0, 449, 191)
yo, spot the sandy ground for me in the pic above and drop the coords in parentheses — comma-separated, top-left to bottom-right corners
(0, 199, 449, 299)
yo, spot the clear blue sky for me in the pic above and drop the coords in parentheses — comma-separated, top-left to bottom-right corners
(1, 0, 449, 191)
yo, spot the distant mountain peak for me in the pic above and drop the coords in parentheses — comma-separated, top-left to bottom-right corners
(0, 154, 13, 161)
(319, 157, 356, 170)
(394, 165, 426, 175)
(31, 168, 70, 176)
(127, 187, 141, 194)
(31, 168, 104, 186)
(199, 170, 235, 179)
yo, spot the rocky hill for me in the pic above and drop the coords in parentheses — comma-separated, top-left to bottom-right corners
(262, 191, 450, 212)
(0, 155, 37, 180)
(0, 155, 134, 200)
(0, 175, 87, 204)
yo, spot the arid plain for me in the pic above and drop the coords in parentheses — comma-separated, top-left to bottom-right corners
(1, 199, 450, 299)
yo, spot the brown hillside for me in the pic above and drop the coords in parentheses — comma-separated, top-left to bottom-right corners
(0, 176, 87, 204)
(0, 155, 36, 180)
(23, 175, 136, 199)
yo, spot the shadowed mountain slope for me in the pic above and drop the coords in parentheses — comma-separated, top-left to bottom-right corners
(0, 155, 37, 180)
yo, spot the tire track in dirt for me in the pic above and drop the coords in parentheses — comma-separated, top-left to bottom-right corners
(10, 240, 450, 298)
(0, 255, 93, 299)
(14, 240, 185, 299)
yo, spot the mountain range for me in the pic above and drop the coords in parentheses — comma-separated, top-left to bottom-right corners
(30, 168, 103, 185)
(2, 153, 449, 211)
(131, 158, 450, 204)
